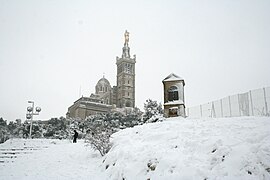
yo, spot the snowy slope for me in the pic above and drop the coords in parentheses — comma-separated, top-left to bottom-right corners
(102, 117, 270, 180)
(1, 117, 270, 180)
(0, 139, 105, 180)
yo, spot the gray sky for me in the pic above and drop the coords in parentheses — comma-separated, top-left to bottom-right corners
(0, 0, 270, 121)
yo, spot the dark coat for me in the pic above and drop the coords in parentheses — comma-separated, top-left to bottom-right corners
(74, 131, 78, 138)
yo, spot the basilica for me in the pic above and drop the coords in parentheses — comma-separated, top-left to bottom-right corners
(67, 31, 136, 120)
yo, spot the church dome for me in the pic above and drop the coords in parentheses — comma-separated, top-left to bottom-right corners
(96, 77, 111, 87)
(95, 77, 112, 95)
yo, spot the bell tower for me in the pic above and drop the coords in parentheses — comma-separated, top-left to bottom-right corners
(116, 30, 136, 108)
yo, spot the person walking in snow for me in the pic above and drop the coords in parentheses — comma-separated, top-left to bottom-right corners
(73, 130, 78, 143)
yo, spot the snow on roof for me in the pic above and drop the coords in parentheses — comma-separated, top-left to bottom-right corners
(163, 73, 184, 82)
(164, 100, 184, 106)
(169, 106, 179, 110)
(81, 101, 112, 107)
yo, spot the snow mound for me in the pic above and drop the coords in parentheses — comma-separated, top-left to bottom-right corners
(102, 117, 270, 180)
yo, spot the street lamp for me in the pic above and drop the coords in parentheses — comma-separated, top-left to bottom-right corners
(26, 101, 41, 138)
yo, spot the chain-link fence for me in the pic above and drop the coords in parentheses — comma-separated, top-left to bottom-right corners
(187, 87, 270, 118)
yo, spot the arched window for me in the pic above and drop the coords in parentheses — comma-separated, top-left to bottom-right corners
(168, 86, 179, 101)
(126, 101, 131, 107)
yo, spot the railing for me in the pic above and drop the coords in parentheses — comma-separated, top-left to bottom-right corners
(187, 87, 270, 118)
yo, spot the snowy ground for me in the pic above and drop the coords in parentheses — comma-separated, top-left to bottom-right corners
(1, 116, 270, 180)
(0, 139, 105, 180)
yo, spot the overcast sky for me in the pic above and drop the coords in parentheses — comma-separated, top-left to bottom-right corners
(0, 0, 270, 121)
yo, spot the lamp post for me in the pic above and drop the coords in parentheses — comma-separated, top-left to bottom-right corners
(26, 101, 41, 138)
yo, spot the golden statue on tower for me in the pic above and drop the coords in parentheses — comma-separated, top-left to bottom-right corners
(124, 30, 129, 45)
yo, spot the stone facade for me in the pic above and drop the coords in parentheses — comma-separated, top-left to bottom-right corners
(67, 97, 112, 120)
(163, 73, 186, 118)
(116, 30, 136, 108)
(67, 31, 136, 120)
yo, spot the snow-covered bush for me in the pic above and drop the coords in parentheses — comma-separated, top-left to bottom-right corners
(43, 117, 69, 139)
(84, 110, 142, 156)
(142, 99, 164, 123)
(1, 116, 71, 140)
(83, 103, 163, 156)
(85, 128, 113, 156)
(84, 114, 114, 156)
(146, 114, 165, 123)
(0, 117, 9, 143)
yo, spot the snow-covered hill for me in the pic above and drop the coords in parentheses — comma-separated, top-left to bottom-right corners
(103, 117, 270, 180)
(1, 117, 270, 180)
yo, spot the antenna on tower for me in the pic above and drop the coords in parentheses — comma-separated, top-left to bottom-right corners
(79, 85, 82, 98)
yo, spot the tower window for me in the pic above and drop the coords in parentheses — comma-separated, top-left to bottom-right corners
(168, 86, 179, 101)
(127, 65, 131, 74)
(126, 101, 131, 107)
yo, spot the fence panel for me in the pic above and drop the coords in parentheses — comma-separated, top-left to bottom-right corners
(212, 100, 222, 118)
(251, 88, 265, 116)
(187, 87, 270, 118)
(230, 94, 240, 117)
(265, 87, 270, 115)
(238, 92, 250, 116)
(222, 97, 231, 117)
(201, 103, 211, 117)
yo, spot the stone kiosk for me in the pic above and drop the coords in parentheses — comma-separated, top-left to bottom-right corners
(163, 73, 186, 118)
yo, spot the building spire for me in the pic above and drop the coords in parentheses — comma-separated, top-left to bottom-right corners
(122, 30, 130, 58)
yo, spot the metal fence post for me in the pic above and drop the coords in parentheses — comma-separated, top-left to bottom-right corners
(200, 105, 203, 117)
(263, 87, 268, 115)
(220, 99, 223, 117)
(211, 102, 216, 118)
(249, 90, 254, 116)
(228, 96, 232, 117)
(238, 94, 241, 116)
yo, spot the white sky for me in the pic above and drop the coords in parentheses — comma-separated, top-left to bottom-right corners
(0, 0, 270, 121)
